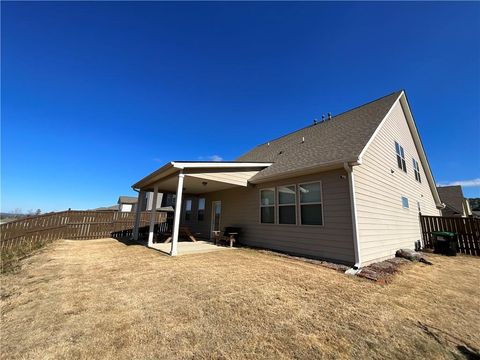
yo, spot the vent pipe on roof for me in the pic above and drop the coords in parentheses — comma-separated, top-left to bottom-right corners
(322, 114, 325, 121)
(301, 136, 305, 143)
(313, 119, 318, 125)
(328, 112, 332, 120)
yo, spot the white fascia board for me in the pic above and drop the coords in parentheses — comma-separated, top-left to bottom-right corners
(131, 162, 176, 190)
(172, 162, 272, 169)
(132, 161, 272, 190)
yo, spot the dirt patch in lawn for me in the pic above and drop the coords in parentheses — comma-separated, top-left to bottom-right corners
(1, 238, 479, 360)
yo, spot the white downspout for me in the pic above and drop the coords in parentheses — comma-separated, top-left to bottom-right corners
(344, 162, 362, 272)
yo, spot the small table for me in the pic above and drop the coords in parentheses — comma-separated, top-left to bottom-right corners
(213, 231, 237, 247)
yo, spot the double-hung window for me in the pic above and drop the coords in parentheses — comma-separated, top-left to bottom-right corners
(260, 189, 275, 224)
(278, 185, 296, 224)
(413, 159, 421, 183)
(395, 141, 407, 172)
(299, 182, 323, 225)
(185, 199, 192, 221)
(198, 198, 205, 221)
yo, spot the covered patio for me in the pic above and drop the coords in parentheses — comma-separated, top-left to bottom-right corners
(131, 161, 271, 256)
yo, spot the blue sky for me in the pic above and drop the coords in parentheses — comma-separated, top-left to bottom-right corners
(2, 2, 479, 212)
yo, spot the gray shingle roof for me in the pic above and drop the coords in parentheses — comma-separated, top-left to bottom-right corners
(118, 196, 138, 204)
(437, 186, 465, 214)
(237, 91, 403, 182)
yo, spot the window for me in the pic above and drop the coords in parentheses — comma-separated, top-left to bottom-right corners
(278, 185, 296, 224)
(395, 141, 407, 172)
(260, 189, 275, 224)
(198, 198, 205, 221)
(185, 199, 192, 220)
(402, 196, 409, 209)
(299, 182, 323, 225)
(413, 158, 421, 183)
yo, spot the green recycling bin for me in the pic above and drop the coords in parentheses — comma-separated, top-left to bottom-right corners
(432, 231, 457, 256)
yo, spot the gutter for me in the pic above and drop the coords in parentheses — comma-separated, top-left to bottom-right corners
(344, 162, 362, 273)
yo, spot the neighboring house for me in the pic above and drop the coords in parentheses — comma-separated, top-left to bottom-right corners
(118, 196, 138, 212)
(96, 194, 173, 213)
(131, 90, 443, 267)
(436, 186, 473, 217)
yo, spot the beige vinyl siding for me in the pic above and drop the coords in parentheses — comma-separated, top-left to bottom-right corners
(354, 100, 441, 265)
(184, 169, 355, 265)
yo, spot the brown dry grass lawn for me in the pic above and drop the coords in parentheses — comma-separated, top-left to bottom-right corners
(1, 238, 479, 359)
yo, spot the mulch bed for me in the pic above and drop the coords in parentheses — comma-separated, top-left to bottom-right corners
(257, 247, 434, 285)
(357, 257, 413, 284)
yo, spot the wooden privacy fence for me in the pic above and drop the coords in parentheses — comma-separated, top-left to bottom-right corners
(420, 215, 480, 256)
(0, 210, 168, 252)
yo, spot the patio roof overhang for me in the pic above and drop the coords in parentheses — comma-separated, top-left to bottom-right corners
(131, 161, 272, 256)
(132, 161, 272, 194)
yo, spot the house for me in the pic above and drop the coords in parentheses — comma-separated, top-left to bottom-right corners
(436, 186, 473, 217)
(117, 194, 175, 213)
(131, 90, 443, 267)
(118, 196, 138, 212)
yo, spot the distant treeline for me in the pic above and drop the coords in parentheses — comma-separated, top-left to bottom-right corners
(0, 210, 42, 220)
(469, 198, 480, 211)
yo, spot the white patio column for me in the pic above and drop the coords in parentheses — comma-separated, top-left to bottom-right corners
(148, 185, 159, 247)
(170, 171, 185, 256)
(133, 190, 145, 240)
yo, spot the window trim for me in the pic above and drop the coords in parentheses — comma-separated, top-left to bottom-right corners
(277, 184, 297, 225)
(395, 141, 407, 173)
(298, 181, 324, 226)
(401, 196, 409, 209)
(184, 198, 193, 221)
(197, 197, 206, 221)
(259, 188, 276, 224)
(412, 158, 421, 183)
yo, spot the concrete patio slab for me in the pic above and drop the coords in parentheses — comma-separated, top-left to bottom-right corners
(148, 240, 234, 256)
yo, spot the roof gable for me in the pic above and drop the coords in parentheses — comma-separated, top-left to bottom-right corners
(237, 90, 442, 208)
(118, 196, 138, 204)
(437, 186, 465, 213)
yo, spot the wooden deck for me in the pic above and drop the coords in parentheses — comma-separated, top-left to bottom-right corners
(149, 240, 234, 256)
